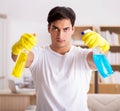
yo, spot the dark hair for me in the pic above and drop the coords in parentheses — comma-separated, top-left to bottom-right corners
(47, 6, 76, 27)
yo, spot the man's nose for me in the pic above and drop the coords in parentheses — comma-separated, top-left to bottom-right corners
(58, 30, 64, 38)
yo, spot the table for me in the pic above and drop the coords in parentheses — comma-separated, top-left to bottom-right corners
(0, 90, 36, 111)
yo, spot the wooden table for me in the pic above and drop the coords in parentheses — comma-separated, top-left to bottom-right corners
(0, 90, 36, 111)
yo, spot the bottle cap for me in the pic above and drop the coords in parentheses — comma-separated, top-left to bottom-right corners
(81, 29, 92, 35)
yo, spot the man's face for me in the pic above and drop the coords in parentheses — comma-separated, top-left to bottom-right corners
(48, 19, 74, 49)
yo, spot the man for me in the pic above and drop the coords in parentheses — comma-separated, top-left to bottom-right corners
(11, 6, 109, 111)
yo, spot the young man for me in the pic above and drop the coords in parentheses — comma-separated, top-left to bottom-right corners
(11, 6, 109, 111)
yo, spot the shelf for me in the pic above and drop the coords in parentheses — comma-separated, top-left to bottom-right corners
(112, 65, 120, 71)
(72, 26, 95, 40)
(110, 45, 120, 52)
(88, 83, 95, 93)
(99, 26, 120, 73)
(72, 25, 120, 94)
(99, 26, 120, 34)
(99, 26, 120, 46)
(98, 83, 120, 94)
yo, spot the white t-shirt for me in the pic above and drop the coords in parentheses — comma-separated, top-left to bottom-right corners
(30, 45, 92, 111)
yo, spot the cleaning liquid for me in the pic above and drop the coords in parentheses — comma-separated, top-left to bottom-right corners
(92, 47, 114, 78)
(11, 49, 29, 78)
(81, 29, 114, 78)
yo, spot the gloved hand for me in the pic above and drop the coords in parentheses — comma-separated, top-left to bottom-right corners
(12, 33, 37, 55)
(82, 31, 110, 52)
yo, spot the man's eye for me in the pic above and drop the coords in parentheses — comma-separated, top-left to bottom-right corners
(52, 27, 59, 31)
(64, 28, 70, 32)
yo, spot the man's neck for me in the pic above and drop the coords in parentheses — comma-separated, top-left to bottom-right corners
(50, 44, 72, 55)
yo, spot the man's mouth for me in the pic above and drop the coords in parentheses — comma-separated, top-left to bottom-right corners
(57, 39, 65, 43)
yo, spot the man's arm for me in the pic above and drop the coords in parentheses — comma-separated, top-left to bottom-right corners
(87, 51, 109, 70)
(82, 30, 110, 70)
(87, 51, 96, 70)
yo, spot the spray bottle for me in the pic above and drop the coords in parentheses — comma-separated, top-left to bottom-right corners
(81, 29, 114, 78)
(11, 33, 36, 78)
(11, 49, 29, 78)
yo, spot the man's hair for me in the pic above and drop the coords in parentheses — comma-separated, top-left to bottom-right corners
(47, 6, 76, 27)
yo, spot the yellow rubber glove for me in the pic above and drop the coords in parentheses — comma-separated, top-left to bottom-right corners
(12, 33, 37, 55)
(11, 33, 37, 78)
(82, 31, 110, 52)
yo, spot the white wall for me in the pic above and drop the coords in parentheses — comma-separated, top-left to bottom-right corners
(0, 17, 8, 88)
(0, 0, 120, 86)
(1, 0, 120, 25)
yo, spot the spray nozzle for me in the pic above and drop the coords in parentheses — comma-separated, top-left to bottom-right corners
(81, 29, 92, 35)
